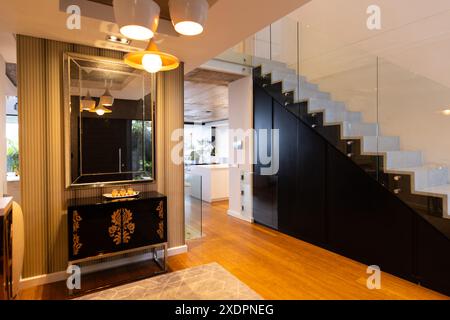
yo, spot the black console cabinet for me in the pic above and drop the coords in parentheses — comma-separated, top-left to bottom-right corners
(67, 192, 167, 262)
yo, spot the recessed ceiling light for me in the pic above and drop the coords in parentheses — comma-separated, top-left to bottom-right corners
(106, 35, 131, 45)
(442, 109, 450, 116)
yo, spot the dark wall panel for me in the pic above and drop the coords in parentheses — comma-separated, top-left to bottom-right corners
(253, 175, 278, 229)
(326, 145, 414, 281)
(416, 217, 450, 296)
(253, 84, 277, 228)
(274, 100, 298, 235)
(253, 85, 273, 175)
(295, 122, 327, 243)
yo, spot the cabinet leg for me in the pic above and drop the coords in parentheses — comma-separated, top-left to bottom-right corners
(152, 243, 168, 273)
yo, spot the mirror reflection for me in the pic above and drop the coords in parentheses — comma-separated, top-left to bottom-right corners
(65, 53, 154, 187)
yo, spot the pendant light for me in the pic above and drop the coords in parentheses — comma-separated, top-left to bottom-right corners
(124, 40, 180, 73)
(169, 0, 209, 36)
(92, 104, 113, 116)
(80, 90, 96, 112)
(99, 80, 114, 106)
(89, 81, 114, 116)
(113, 0, 161, 41)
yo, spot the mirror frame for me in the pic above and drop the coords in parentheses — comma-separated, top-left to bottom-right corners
(63, 52, 156, 189)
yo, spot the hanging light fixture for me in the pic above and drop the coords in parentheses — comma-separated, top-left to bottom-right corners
(91, 104, 113, 116)
(89, 81, 114, 116)
(98, 80, 115, 106)
(113, 0, 161, 41)
(124, 40, 180, 73)
(80, 90, 96, 112)
(169, 0, 209, 36)
(99, 87, 114, 106)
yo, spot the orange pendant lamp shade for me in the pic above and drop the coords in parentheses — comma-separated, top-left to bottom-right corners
(124, 40, 180, 73)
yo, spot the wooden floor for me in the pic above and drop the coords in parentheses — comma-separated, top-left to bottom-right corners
(19, 200, 448, 300)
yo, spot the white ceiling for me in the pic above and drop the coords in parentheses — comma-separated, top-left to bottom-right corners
(0, 0, 310, 73)
(0, 32, 16, 63)
(289, 0, 450, 88)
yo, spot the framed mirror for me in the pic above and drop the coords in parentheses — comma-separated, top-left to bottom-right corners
(64, 53, 155, 188)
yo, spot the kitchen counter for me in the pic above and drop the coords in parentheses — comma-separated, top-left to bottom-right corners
(190, 164, 229, 203)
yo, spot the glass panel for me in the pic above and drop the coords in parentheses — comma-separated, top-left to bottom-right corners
(377, 30, 450, 217)
(185, 173, 202, 240)
(298, 22, 380, 179)
(216, 16, 299, 73)
(215, 38, 255, 67)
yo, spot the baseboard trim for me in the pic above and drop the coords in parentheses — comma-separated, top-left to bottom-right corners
(167, 245, 188, 256)
(227, 210, 253, 223)
(20, 244, 189, 290)
(210, 197, 229, 203)
(19, 271, 67, 290)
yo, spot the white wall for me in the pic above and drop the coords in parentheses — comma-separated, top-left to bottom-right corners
(214, 124, 229, 161)
(273, 0, 450, 176)
(228, 76, 253, 222)
(184, 121, 230, 164)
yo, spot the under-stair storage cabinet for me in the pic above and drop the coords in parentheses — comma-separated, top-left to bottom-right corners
(253, 85, 278, 229)
(68, 192, 167, 261)
(253, 67, 450, 296)
(253, 84, 327, 243)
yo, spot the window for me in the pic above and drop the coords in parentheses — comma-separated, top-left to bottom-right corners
(6, 96, 18, 180)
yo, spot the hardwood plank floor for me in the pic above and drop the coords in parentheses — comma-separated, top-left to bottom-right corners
(171, 200, 448, 300)
(18, 200, 448, 300)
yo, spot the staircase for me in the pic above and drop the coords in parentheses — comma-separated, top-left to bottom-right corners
(253, 58, 450, 220)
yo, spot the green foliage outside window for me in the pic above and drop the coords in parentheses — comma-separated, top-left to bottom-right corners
(7, 138, 19, 175)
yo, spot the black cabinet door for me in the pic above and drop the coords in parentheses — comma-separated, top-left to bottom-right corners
(69, 205, 118, 260)
(274, 101, 299, 237)
(253, 84, 273, 175)
(253, 175, 278, 229)
(253, 85, 278, 228)
(123, 199, 167, 251)
(273, 101, 327, 243)
(326, 145, 414, 281)
(295, 121, 327, 243)
(416, 216, 450, 296)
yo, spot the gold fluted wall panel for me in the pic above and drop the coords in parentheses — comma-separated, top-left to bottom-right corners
(17, 35, 185, 278)
(158, 67, 185, 248)
(17, 36, 48, 277)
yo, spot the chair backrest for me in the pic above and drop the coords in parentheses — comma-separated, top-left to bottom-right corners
(12, 202, 24, 298)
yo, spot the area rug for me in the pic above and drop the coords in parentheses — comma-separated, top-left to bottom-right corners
(77, 263, 263, 300)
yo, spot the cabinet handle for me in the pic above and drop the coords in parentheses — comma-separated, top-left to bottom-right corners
(119, 148, 122, 173)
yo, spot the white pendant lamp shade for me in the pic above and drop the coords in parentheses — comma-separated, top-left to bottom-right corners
(80, 91, 96, 111)
(113, 0, 161, 40)
(169, 0, 209, 36)
(99, 87, 114, 107)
